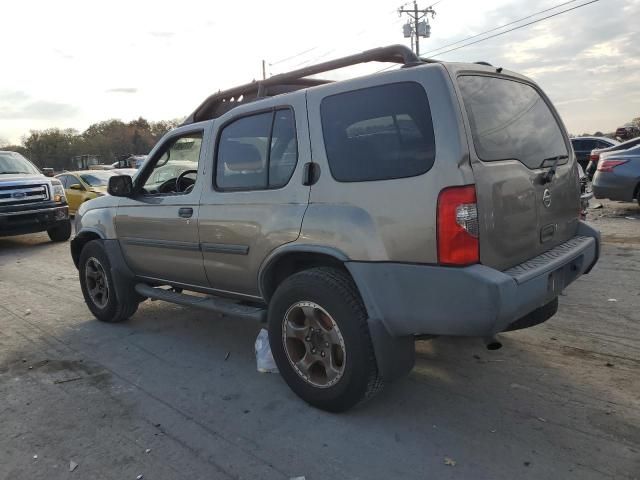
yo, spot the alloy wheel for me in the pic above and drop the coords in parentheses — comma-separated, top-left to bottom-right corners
(85, 257, 109, 309)
(282, 301, 346, 388)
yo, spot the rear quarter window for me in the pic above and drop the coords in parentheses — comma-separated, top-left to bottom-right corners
(458, 75, 568, 169)
(320, 82, 436, 182)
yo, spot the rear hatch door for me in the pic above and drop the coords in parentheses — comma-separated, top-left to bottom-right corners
(456, 74, 580, 270)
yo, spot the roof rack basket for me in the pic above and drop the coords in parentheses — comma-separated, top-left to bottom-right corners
(184, 44, 424, 124)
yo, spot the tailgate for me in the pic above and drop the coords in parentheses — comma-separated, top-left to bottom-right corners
(457, 74, 580, 270)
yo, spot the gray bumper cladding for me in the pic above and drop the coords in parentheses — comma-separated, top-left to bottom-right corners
(347, 222, 599, 338)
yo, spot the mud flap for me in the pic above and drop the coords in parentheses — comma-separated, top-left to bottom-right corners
(103, 239, 145, 304)
(368, 318, 415, 382)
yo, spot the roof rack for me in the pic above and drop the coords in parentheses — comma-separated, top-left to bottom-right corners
(184, 44, 429, 124)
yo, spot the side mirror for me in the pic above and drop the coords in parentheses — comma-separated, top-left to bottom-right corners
(69, 183, 84, 191)
(108, 175, 134, 197)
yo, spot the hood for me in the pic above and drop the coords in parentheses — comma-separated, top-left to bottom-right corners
(89, 186, 108, 195)
(77, 191, 119, 216)
(0, 173, 46, 184)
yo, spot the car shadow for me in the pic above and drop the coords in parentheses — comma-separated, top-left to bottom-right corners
(0, 232, 59, 251)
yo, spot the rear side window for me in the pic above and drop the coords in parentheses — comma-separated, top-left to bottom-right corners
(216, 109, 297, 190)
(320, 82, 436, 182)
(458, 75, 568, 169)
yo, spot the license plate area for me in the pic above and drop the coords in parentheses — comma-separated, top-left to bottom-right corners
(547, 255, 584, 296)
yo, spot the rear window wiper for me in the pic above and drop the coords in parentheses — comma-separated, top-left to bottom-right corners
(541, 154, 568, 184)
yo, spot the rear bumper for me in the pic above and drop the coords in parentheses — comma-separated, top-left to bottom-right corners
(592, 171, 638, 202)
(0, 206, 69, 237)
(347, 222, 599, 337)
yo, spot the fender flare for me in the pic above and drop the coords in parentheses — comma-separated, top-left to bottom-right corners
(258, 243, 415, 382)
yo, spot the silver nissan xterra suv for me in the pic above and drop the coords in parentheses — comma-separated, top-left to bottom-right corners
(71, 45, 600, 412)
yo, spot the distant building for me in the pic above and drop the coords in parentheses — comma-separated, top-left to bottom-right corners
(71, 154, 102, 170)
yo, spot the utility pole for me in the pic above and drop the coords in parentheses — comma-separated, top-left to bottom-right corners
(261, 59, 267, 80)
(399, 1, 436, 57)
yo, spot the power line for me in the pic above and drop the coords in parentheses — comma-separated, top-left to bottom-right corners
(399, 1, 437, 56)
(375, 0, 599, 73)
(422, 0, 580, 57)
(270, 47, 319, 66)
(268, 11, 405, 75)
(429, 0, 599, 57)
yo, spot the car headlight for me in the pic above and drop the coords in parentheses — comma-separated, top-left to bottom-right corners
(51, 181, 66, 203)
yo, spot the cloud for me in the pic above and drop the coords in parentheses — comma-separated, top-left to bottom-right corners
(149, 31, 175, 38)
(0, 91, 30, 102)
(53, 48, 74, 60)
(105, 88, 138, 94)
(0, 100, 79, 120)
(433, 0, 640, 133)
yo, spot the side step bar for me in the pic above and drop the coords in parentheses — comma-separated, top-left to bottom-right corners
(135, 283, 266, 322)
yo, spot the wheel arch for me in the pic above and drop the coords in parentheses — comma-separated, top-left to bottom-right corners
(71, 228, 105, 268)
(259, 245, 351, 302)
(260, 245, 416, 384)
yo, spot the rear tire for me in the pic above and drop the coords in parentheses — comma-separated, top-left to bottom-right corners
(79, 240, 138, 323)
(47, 220, 72, 242)
(268, 267, 383, 412)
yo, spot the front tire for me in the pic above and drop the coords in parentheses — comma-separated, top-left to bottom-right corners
(268, 267, 383, 412)
(79, 240, 138, 323)
(47, 220, 71, 242)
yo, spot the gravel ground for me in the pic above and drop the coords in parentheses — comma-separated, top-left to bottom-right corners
(0, 204, 638, 480)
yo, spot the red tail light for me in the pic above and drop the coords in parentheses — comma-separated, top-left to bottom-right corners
(437, 185, 479, 266)
(598, 159, 628, 172)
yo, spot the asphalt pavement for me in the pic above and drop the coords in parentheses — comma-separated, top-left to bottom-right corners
(0, 205, 638, 479)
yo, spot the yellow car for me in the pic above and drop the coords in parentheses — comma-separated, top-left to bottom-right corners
(55, 171, 115, 215)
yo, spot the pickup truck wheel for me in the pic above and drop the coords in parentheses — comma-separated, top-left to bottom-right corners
(79, 240, 138, 323)
(268, 267, 383, 412)
(47, 220, 71, 242)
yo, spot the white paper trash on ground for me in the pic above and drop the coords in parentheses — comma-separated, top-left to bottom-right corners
(255, 328, 279, 373)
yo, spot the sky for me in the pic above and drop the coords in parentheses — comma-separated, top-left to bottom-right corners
(0, 0, 637, 144)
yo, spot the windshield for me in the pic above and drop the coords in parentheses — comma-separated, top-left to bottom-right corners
(0, 151, 40, 175)
(458, 75, 568, 169)
(80, 171, 115, 187)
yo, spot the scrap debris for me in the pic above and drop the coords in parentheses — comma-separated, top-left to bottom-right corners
(69, 460, 79, 472)
(444, 457, 456, 466)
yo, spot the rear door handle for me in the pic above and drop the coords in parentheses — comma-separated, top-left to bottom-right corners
(178, 207, 193, 218)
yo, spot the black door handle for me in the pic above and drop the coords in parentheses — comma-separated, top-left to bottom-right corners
(178, 207, 193, 218)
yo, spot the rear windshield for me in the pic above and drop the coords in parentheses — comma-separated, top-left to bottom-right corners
(458, 75, 568, 169)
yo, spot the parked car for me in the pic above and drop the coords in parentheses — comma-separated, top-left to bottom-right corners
(113, 168, 139, 178)
(0, 150, 71, 241)
(112, 155, 147, 169)
(71, 45, 600, 412)
(570, 136, 618, 171)
(615, 124, 640, 140)
(592, 144, 640, 206)
(586, 137, 640, 179)
(577, 163, 592, 219)
(56, 170, 116, 215)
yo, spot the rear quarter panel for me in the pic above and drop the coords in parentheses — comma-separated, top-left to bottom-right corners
(303, 63, 472, 263)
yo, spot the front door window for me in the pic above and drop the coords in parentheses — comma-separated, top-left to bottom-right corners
(139, 133, 203, 195)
